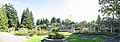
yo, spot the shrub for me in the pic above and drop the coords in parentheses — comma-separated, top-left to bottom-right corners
(15, 31, 27, 35)
(48, 28, 64, 39)
(114, 28, 120, 33)
(29, 33, 34, 37)
(15, 29, 28, 35)
(0, 29, 4, 32)
(51, 28, 59, 33)
(82, 28, 89, 33)
(48, 33, 64, 39)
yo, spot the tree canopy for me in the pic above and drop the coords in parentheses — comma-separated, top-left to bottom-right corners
(4, 3, 19, 28)
(20, 8, 34, 29)
(0, 6, 8, 31)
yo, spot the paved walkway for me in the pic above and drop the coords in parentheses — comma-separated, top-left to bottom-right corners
(0, 32, 28, 42)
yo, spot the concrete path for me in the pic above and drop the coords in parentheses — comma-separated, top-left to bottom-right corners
(0, 32, 28, 42)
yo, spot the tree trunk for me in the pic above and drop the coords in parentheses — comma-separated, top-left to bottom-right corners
(111, 25, 113, 33)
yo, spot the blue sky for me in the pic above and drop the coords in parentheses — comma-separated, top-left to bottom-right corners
(0, 0, 100, 23)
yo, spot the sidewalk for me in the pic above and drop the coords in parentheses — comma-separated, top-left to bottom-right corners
(0, 32, 28, 42)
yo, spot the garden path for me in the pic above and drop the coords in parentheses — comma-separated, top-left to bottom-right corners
(0, 32, 28, 42)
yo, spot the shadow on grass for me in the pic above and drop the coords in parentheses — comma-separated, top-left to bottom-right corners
(25, 32, 103, 42)
(68, 36, 103, 42)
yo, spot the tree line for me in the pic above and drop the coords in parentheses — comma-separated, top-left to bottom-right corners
(0, 3, 34, 31)
(36, 17, 76, 27)
(0, 3, 76, 31)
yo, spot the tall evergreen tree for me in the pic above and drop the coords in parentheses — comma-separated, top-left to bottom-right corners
(51, 17, 56, 23)
(4, 3, 19, 28)
(43, 18, 45, 24)
(45, 18, 49, 24)
(96, 15, 101, 24)
(56, 18, 61, 23)
(40, 19, 43, 24)
(0, 6, 8, 31)
(62, 20, 65, 25)
(20, 8, 34, 29)
(36, 19, 40, 25)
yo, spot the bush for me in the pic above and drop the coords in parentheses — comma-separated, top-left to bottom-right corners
(48, 33, 64, 39)
(0, 29, 4, 32)
(73, 32, 117, 36)
(29, 33, 34, 37)
(82, 28, 89, 33)
(103, 33, 117, 36)
(15, 30, 28, 35)
(48, 28, 65, 39)
(114, 28, 120, 33)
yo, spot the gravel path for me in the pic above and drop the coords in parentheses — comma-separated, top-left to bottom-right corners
(0, 32, 28, 42)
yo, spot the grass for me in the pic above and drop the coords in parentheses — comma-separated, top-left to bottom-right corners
(68, 36, 103, 42)
(58, 32, 72, 35)
(25, 35, 47, 42)
(25, 32, 103, 42)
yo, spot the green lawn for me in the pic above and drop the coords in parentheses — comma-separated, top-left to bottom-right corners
(58, 32, 72, 35)
(25, 35, 47, 42)
(68, 36, 103, 42)
(25, 32, 103, 42)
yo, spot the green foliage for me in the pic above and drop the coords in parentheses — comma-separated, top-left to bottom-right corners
(62, 20, 65, 25)
(56, 18, 61, 23)
(48, 28, 64, 39)
(64, 19, 72, 26)
(37, 18, 49, 25)
(48, 33, 64, 39)
(51, 17, 56, 23)
(0, 6, 8, 31)
(15, 30, 28, 35)
(4, 3, 19, 28)
(51, 28, 59, 33)
(20, 8, 34, 29)
(96, 15, 101, 24)
(74, 32, 117, 36)
(43, 18, 49, 24)
(40, 19, 43, 24)
(99, 0, 120, 18)
(36, 19, 40, 25)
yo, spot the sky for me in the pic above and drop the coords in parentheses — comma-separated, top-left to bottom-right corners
(0, 0, 100, 23)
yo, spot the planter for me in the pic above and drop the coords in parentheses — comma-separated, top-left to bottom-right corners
(41, 37, 68, 42)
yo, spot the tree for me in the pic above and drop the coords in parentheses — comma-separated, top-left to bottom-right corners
(51, 17, 56, 23)
(36, 19, 40, 25)
(20, 8, 34, 29)
(62, 20, 65, 25)
(70, 22, 75, 25)
(4, 3, 19, 28)
(30, 11, 34, 27)
(0, 6, 8, 31)
(56, 18, 61, 23)
(40, 19, 43, 24)
(64, 19, 71, 26)
(96, 15, 101, 24)
(81, 20, 87, 24)
(99, 0, 120, 19)
(45, 18, 49, 24)
(98, 0, 120, 33)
